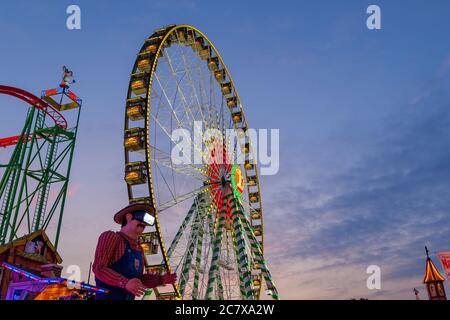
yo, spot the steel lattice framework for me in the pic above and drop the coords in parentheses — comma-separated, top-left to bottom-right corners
(123, 25, 279, 300)
(0, 85, 82, 248)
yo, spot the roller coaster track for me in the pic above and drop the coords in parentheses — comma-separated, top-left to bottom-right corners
(0, 85, 67, 148)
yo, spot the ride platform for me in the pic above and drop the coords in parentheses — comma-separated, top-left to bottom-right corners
(41, 87, 82, 111)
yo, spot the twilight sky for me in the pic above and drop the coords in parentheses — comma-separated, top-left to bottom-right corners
(1, 0, 450, 299)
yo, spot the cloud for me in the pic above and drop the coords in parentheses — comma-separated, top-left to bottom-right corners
(67, 182, 81, 199)
(412, 53, 450, 105)
(263, 83, 450, 299)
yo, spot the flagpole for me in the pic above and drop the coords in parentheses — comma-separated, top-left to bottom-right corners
(87, 262, 92, 285)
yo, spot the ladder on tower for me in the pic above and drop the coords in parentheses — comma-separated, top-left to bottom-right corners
(0, 173, 13, 243)
(32, 109, 56, 231)
(0, 107, 36, 244)
(35, 108, 46, 130)
(32, 137, 58, 231)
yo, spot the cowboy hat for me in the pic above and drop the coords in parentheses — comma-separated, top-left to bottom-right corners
(113, 203, 156, 225)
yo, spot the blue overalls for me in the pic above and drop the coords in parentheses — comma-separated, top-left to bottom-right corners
(95, 234, 144, 300)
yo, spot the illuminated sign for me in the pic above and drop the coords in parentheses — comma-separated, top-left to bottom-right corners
(231, 165, 245, 198)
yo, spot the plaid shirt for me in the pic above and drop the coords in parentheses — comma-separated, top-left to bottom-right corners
(93, 231, 162, 289)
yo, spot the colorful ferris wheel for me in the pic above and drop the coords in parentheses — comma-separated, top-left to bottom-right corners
(123, 24, 279, 300)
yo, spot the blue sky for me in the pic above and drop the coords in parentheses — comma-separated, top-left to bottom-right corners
(1, 0, 450, 299)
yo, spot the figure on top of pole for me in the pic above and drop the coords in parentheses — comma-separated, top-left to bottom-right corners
(60, 66, 76, 89)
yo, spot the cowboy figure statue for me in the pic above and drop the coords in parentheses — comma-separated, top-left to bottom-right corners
(93, 203, 177, 300)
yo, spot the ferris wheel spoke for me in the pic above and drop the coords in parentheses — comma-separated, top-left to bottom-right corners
(193, 57, 212, 131)
(166, 194, 211, 298)
(164, 47, 201, 129)
(166, 193, 210, 259)
(150, 109, 210, 166)
(157, 184, 211, 212)
(154, 161, 178, 205)
(177, 38, 211, 128)
(226, 124, 249, 168)
(149, 145, 207, 181)
(192, 49, 208, 102)
(154, 73, 185, 126)
(154, 63, 203, 135)
(209, 70, 216, 127)
(166, 198, 198, 259)
(152, 68, 212, 164)
(180, 50, 210, 130)
(182, 50, 207, 120)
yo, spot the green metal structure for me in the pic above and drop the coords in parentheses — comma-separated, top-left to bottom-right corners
(0, 84, 82, 249)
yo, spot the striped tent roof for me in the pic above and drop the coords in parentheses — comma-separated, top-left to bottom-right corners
(423, 257, 445, 283)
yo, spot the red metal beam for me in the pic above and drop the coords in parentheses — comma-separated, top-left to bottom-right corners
(0, 85, 67, 148)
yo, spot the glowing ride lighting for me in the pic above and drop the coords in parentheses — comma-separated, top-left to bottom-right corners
(1, 262, 109, 293)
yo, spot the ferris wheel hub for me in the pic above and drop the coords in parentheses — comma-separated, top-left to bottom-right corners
(220, 176, 226, 187)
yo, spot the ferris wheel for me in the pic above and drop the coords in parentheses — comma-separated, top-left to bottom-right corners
(123, 24, 279, 300)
